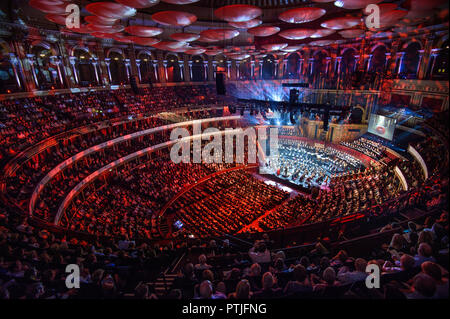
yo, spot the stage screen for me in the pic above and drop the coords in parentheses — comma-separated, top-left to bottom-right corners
(368, 114, 396, 141)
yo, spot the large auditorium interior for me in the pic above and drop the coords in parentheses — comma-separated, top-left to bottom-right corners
(0, 0, 449, 310)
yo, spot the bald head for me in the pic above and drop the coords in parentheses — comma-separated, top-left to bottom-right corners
(199, 280, 213, 299)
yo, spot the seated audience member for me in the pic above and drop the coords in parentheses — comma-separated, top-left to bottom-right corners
(414, 243, 436, 267)
(228, 279, 252, 299)
(337, 258, 368, 284)
(196, 280, 225, 299)
(248, 241, 271, 264)
(253, 272, 282, 299)
(245, 263, 262, 292)
(284, 265, 313, 296)
(405, 274, 437, 299)
(194, 255, 212, 271)
(421, 261, 449, 299)
(312, 267, 341, 298)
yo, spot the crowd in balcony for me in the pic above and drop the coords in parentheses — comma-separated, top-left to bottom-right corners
(0, 195, 447, 299)
(340, 137, 386, 161)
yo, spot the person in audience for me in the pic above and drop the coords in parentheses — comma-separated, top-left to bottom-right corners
(414, 243, 436, 267)
(284, 265, 313, 296)
(253, 272, 282, 299)
(194, 255, 212, 271)
(249, 241, 271, 264)
(337, 258, 368, 284)
(421, 261, 449, 299)
(405, 274, 437, 299)
(228, 279, 252, 299)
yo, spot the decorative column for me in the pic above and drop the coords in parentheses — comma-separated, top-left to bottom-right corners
(384, 53, 390, 69)
(203, 60, 209, 81)
(325, 57, 331, 76)
(212, 61, 218, 79)
(418, 34, 436, 80)
(274, 61, 278, 78)
(366, 54, 373, 72)
(162, 60, 168, 82)
(299, 58, 304, 79)
(135, 59, 141, 82)
(282, 59, 288, 78)
(415, 50, 424, 78)
(91, 57, 101, 85)
(396, 52, 405, 75)
(236, 61, 241, 79)
(8, 53, 22, 90)
(335, 57, 342, 89)
(354, 55, 360, 72)
(178, 60, 184, 81)
(26, 54, 39, 88)
(227, 61, 231, 79)
(50, 56, 64, 88)
(152, 60, 159, 82)
(250, 60, 255, 79)
(128, 45, 139, 78)
(427, 48, 440, 78)
(124, 59, 131, 79)
(94, 45, 109, 86)
(188, 60, 193, 80)
(308, 58, 315, 76)
(258, 60, 263, 79)
(69, 56, 79, 84)
(207, 57, 214, 81)
(104, 58, 112, 83)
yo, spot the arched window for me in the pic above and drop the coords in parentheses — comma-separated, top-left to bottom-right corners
(431, 40, 449, 80)
(0, 46, 21, 93)
(400, 42, 421, 79)
(286, 52, 300, 79)
(341, 48, 356, 75)
(138, 52, 156, 84)
(262, 54, 275, 79)
(215, 55, 227, 76)
(32, 45, 57, 90)
(109, 51, 127, 85)
(73, 49, 96, 86)
(166, 54, 181, 82)
(191, 55, 204, 82)
(239, 58, 251, 80)
(369, 45, 387, 74)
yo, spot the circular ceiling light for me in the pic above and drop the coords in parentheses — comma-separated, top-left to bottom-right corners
(320, 17, 362, 30)
(29, 0, 67, 14)
(308, 40, 334, 46)
(279, 7, 326, 24)
(334, 0, 383, 10)
(115, 0, 160, 8)
(229, 19, 262, 29)
(160, 0, 200, 4)
(200, 29, 240, 41)
(338, 29, 365, 38)
(214, 4, 262, 22)
(151, 11, 197, 26)
(261, 43, 288, 51)
(310, 29, 336, 38)
(281, 45, 304, 52)
(88, 24, 125, 33)
(125, 26, 163, 37)
(86, 2, 136, 19)
(85, 15, 119, 26)
(247, 26, 280, 37)
(279, 28, 315, 40)
(170, 32, 200, 42)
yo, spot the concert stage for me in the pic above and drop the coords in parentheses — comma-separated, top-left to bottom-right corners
(259, 166, 313, 194)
